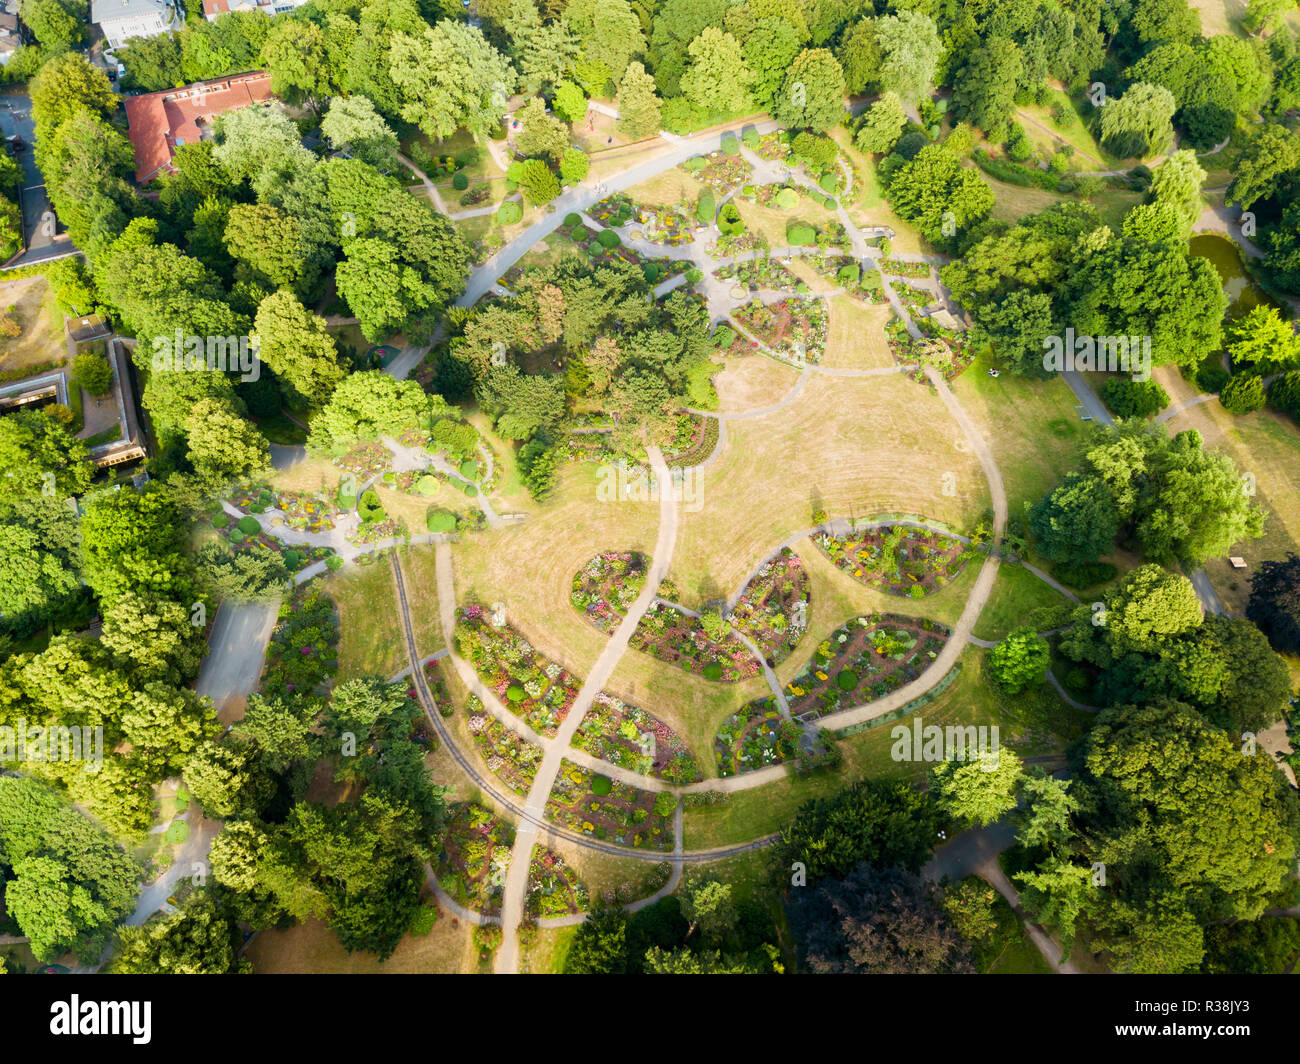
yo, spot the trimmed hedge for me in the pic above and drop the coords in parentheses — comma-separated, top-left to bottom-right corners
(563, 212, 581, 227)
(721, 134, 739, 155)
(1219, 373, 1266, 414)
(236, 516, 261, 534)
(596, 228, 621, 248)
(452, 172, 469, 190)
(696, 188, 716, 224)
(786, 223, 816, 245)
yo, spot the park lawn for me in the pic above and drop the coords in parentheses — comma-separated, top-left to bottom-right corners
(708, 351, 801, 415)
(732, 195, 837, 250)
(521, 925, 578, 973)
(400, 543, 445, 659)
(267, 452, 346, 498)
(624, 166, 708, 211)
(245, 914, 476, 973)
(606, 648, 772, 779)
(455, 203, 542, 255)
(952, 348, 1090, 516)
(327, 560, 407, 681)
(407, 128, 499, 183)
(671, 369, 989, 607)
(1154, 365, 1300, 613)
(786, 256, 840, 295)
(1187, 0, 1243, 36)
(0, 277, 68, 375)
(828, 127, 928, 254)
(984, 174, 1071, 225)
(822, 295, 898, 370)
(1017, 91, 1119, 169)
(972, 561, 1074, 642)
(448, 460, 660, 680)
(508, 231, 581, 277)
(968, 879, 1054, 974)
(465, 410, 535, 514)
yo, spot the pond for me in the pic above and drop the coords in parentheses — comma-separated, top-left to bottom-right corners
(1188, 233, 1276, 319)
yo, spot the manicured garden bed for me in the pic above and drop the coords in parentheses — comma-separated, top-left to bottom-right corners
(878, 258, 932, 279)
(333, 441, 392, 479)
(814, 524, 972, 596)
(454, 605, 581, 737)
(681, 151, 751, 192)
(526, 847, 590, 919)
(261, 580, 339, 698)
(660, 412, 718, 467)
(732, 296, 829, 363)
(714, 696, 803, 777)
(435, 802, 514, 917)
(465, 694, 543, 795)
(783, 613, 951, 721)
(571, 551, 647, 632)
(726, 547, 810, 664)
(631, 601, 760, 682)
(545, 760, 675, 850)
(715, 257, 799, 291)
(571, 692, 702, 783)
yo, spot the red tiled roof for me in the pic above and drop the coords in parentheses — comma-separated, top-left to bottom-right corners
(202, 0, 231, 13)
(123, 71, 275, 184)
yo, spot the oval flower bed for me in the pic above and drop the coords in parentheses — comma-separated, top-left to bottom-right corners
(465, 694, 543, 796)
(526, 847, 590, 919)
(631, 601, 759, 683)
(545, 760, 675, 850)
(714, 696, 803, 777)
(454, 606, 581, 737)
(732, 296, 828, 363)
(571, 692, 701, 783)
(571, 551, 648, 632)
(814, 524, 973, 597)
(435, 802, 515, 917)
(727, 547, 810, 665)
(784, 613, 950, 722)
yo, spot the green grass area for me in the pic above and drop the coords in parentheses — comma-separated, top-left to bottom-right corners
(327, 561, 407, 681)
(972, 562, 1074, 642)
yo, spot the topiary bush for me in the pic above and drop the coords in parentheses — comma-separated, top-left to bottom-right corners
(1219, 373, 1266, 414)
(591, 774, 613, 795)
(426, 508, 456, 533)
(497, 199, 523, 225)
(211, 512, 229, 529)
(1099, 377, 1169, 419)
(236, 516, 261, 534)
(837, 264, 861, 286)
(696, 188, 716, 224)
(774, 187, 799, 209)
(643, 262, 661, 283)
(325, 554, 344, 571)
(721, 134, 739, 155)
(717, 202, 744, 236)
(227, 529, 246, 545)
(742, 127, 759, 148)
(818, 173, 837, 193)
(452, 172, 469, 190)
(786, 223, 816, 245)
(570, 224, 587, 240)
(563, 212, 581, 227)
(596, 228, 621, 249)
(686, 267, 703, 284)
(713, 324, 735, 348)
(1267, 370, 1300, 419)
(684, 155, 707, 171)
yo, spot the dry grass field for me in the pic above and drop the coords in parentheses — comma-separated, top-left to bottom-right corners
(0, 277, 68, 374)
(822, 296, 897, 370)
(326, 560, 407, 681)
(246, 915, 479, 973)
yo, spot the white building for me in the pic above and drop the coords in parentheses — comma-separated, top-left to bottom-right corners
(0, 12, 18, 66)
(91, 0, 182, 50)
(202, 0, 310, 19)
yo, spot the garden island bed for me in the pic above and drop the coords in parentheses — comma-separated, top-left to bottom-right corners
(632, 600, 760, 682)
(732, 296, 829, 363)
(784, 613, 951, 721)
(571, 692, 702, 783)
(545, 760, 676, 850)
(571, 551, 648, 632)
(454, 605, 582, 737)
(714, 696, 803, 777)
(435, 802, 514, 917)
(814, 524, 974, 597)
(526, 847, 590, 919)
(726, 547, 810, 665)
(466, 694, 543, 795)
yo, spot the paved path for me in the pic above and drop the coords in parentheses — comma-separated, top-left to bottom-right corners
(494, 446, 680, 972)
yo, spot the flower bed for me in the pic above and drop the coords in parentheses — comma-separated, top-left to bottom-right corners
(261, 581, 339, 698)
(714, 696, 803, 776)
(732, 296, 829, 363)
(454, 606, 581, 737)
(571, 692, 702, 783)
(683, 152, 751, 192)
(628, 205, 695, 245)
(545, 759, 674, 850)
(755, 132, 792, 162)
(727, 547, 809, 664)
(571, 551, 647, 632)
(526, 846, 590, 919)
(879, 258, 932, 279)
(714, 231, 768, 256)
(784, 614, 951, 721)
(333, 441, 392, 479)
(435, 802, 515, 917)
(423, 658, 454, 717)
(661, 412, 718, 468)
(814, 525, 972, 596)
(237, 535, 334, 574)
(465, 694, 543, 795)
(631, 602, 759, 682)
(589, 194, 635, 227)
(348, 517, 402, 545)
(714, 257, 799, 291)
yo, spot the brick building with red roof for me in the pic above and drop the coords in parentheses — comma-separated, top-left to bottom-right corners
(123, 70, 276, 184)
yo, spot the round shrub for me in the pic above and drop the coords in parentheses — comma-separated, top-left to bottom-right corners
(452, 172, 469, 190)
(721, 134, 739, 155)
(836, 669, 858, 691)
(701, 662, 723, 680)
(1267, 369, 1300, 418)
(860, 270, 882, 290)
(718, 202, 744, 237)
(463, 482, 478, 497)
(497, 199, 523, 225)
(742, 128, 759, 148)
(696, 189, 716, 224)
(325, 554, 344, 571)
(211, 512, 229, 529)
(686, 267, 703, 284)
(563, 212, 581, 227)
(227, 529, 246, 545)
(458, 458, 479, 479)
(1219, 373, 1266, 414)
(73, 351, 113, 396)
(506, 684, 525, 702)
(786, 223, 816, 246)
(236, 516, 261, 534)
(684, 156, 707, 171)
(570, 224, 587, 241)
(596, 228, 621, 249)
(818, 173, 837, 193)
(774, 187, 799, 209)
(1196, 364, 1230, 394)
(819, 194, 836, 209)
(1100, 377, 1169, 419)
(426, 508, 456, 533)
(713, 324, 735, 348)
(643, 262, 661, 283)
(415, 474, 440, 496)
(504, 179, 518, 193)
(837, 264, 861, 286)
(591, 774, 613, 796)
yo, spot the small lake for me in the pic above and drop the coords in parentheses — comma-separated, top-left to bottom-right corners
(1188, 233, 1276, 319)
